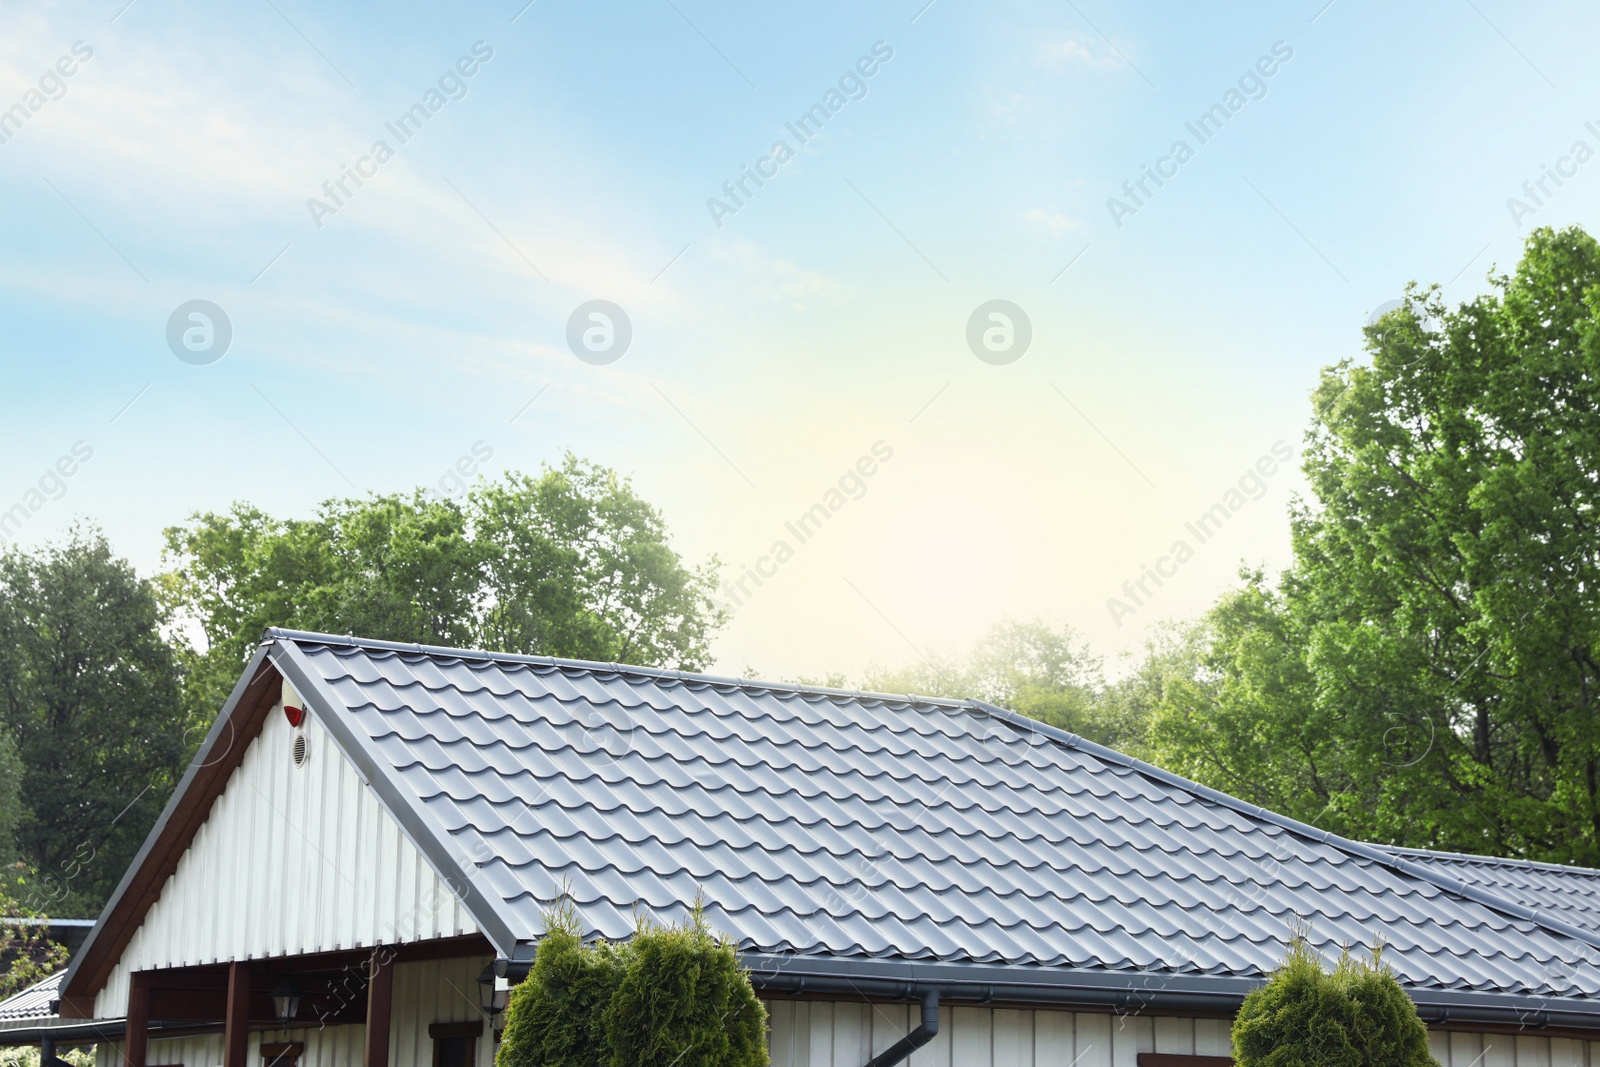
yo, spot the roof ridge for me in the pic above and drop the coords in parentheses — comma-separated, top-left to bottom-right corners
(965, 700, 1600, 954)
(1381, 844, 1600, 877)
(262, 627, 975, 711)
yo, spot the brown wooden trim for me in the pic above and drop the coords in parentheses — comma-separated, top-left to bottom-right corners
(427, 1021, 484, 1040)
(394, 934, 494, 964)
(125, 973, 151, 1067)
(364, 949, 394, 1067)
(223, 961, 251, 1067)
(1138, 1056, 1234, 1067)
(57, 994, 95, 1017)
(63, 660, 284, 1013)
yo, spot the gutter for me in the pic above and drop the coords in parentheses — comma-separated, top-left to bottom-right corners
(864, 990, 939, 1067)
(741, 953, 1600, 1034)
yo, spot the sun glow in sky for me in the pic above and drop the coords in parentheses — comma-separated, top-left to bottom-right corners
(1, 0, 1596, 679)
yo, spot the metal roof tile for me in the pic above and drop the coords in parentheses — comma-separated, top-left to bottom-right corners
(283, 636, 1600, 1006)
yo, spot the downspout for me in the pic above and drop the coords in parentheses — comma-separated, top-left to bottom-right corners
(863, 990, 939, 1067)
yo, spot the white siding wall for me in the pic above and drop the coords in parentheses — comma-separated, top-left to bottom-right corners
(390, 955, 496, 1067)
(94, 684, 478, 1018)
(86, 999, 1600, 1067)
(1430, 1032, 1597, 1067)
(768, 1003, 1600, 1067)
(95, 1026, 365, 1067)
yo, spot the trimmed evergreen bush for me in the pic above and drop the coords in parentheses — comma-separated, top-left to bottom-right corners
(497, 901, 623, 1067)
(605, 907, 768, 1067)
(497, 900, 768, 1067)
(1233, 933, 1438, 1067)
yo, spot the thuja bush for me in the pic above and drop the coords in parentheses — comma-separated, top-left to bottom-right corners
(498, 901, 624, 1067)
(498, 901, 768, 1067)
(1233, 934, 1437, 1067)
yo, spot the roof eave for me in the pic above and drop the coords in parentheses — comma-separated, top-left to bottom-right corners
(744, 953, 1600, 1033)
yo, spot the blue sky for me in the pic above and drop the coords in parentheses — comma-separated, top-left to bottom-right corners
(1, 0, 1596, 679)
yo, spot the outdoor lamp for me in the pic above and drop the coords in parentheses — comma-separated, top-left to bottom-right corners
(477, 963, 508, 1018)
(272, 977, 302, 1032)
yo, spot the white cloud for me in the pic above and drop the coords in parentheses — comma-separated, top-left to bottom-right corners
(711, 239, 848, 311)
(1026, 209, 1079, 238)
(1037, 34, 1124, 73)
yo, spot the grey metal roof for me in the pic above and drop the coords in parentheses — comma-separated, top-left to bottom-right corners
(0, 970, 63, 1022)
(266, 630, 1600, 1023)
(1383, 845, 1600, 935)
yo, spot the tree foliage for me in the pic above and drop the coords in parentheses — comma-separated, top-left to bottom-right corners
(161, 455, 724, 714)
(0, 528, 186, 914)
(0, 874, 71, 999)
(498, 902, 767, 1067)
(1147, 226, 1600, 864)
(1233, 934, 1436, 1067)
(863, 619, 1152, 753)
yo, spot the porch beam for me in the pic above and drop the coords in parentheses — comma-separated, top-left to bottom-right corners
(124, 973, 150, 1067)
(224, 961, 251, 1067)
(364, 948, 395, 1067)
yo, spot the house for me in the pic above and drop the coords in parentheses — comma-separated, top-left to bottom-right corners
(4, 628, 1600, 1067)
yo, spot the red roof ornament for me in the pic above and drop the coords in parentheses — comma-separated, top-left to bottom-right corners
(285, 705, 306, 728)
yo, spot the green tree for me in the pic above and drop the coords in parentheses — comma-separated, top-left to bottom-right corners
(162, 455, 724, 715)
(0, 529, 186, 914)
(864, 619, 1153, 753)
(474, 461, 722, 667)
(1145, 578, 1333, 821)
(0, 731, 24, 865)
(1148, 225, 1600, 863)
(0, 875, 71, 998)
(1233, 934, 1436, 1067)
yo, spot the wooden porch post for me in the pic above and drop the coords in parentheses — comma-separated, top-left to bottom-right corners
(124, 973, 150, 1067)
(224, 961, 252, 1067)
(364, 948, 394, 1067)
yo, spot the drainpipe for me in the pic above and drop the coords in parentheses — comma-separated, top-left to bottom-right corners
(863, 990, 940, 1067)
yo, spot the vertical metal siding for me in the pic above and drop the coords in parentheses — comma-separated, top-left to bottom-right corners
(94, 685, 478, 1018)
(93, 1001, 1600, 1067)
(766, 1003, 1595, 1067)
(389, 955, 496, 1067)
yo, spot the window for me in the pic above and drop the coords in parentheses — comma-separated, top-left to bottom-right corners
(428, 1021, 483, 1067)
(261, 1043, 301, 1067)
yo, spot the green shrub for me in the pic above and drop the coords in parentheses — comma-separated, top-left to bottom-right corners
(498, 901, 624, 1067)
(497, 901, 768, 1067)
(604, 907, 768, 1067)
(1233, 933, 1437, 1067)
